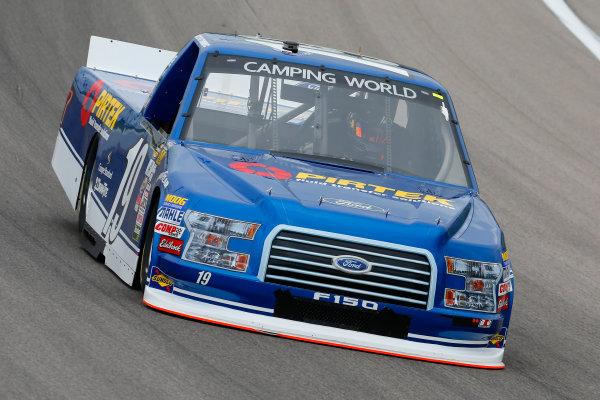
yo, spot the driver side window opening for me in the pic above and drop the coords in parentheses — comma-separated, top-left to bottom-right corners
(143, 41, 200, 134)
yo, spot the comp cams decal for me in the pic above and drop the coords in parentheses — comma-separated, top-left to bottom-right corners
(154, 221, 185, 239)
(229, 161, 455, 208)
(498, 281, 513, 297)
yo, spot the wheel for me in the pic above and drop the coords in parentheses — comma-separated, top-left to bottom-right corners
(137, 201, 158, 292)
(78, 136, 99, 234)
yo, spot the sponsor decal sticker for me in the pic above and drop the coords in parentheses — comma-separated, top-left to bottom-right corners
(321, 198, 386, 213)
(157, 236, 184, 255)
(242, 61, 417, 99)
(156, 148, 167, 165)
(228, 162, 455, 208)
(132, 157, 161, 241)
(157, 206, 184, 225)
(93, 177, 109, 198)
(488, 327, 508, 348)
(80, 79, 127, 130)
(497, 295, 509, 312)
(502, 264, 513, 282)
(230, 161, 292, 179)
(150, 267, 174, 293)
(163, 194, 188, 209)
(97, 163, 113, 179)
(161, 174, 169, 188)
(478, 319, 492, 328)
(144, 158, 157, 179)
(498, 281, 513, 297)
(154, 221, 185, 239)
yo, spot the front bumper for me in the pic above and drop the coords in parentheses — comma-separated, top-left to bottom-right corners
(143, 281, 505, 369)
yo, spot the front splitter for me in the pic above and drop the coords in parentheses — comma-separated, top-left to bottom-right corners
(143, 286, 505, 369)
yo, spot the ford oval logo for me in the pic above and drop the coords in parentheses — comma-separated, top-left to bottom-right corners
(332, 255, 372, 274)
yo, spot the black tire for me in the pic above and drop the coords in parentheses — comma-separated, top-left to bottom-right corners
(78, 136, 99, 234)
(136, 201, 158, 292)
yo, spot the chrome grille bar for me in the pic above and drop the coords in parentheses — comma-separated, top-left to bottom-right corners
(266, 274, 427, 306)
(268, 265, 429, 295)
(277, 235, 429, 265)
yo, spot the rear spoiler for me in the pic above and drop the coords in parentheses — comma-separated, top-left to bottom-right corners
(86, 36, 177, 81)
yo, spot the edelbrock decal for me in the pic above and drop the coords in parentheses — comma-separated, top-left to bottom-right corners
(157, 236, 184, 255)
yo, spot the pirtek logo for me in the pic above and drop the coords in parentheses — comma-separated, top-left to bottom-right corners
(81, 80, 127, 129)
(228, 161, 454, 207)
(158, 236, 183, 255)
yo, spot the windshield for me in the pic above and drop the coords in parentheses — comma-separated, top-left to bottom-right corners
(181, 54, 471, 187)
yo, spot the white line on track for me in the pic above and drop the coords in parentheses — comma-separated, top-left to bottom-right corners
(543, 0, 600, 61)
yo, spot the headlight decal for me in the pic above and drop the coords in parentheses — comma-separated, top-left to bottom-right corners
(181, 211, 260, 272)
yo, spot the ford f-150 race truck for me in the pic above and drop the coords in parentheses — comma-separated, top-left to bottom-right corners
(52, 33, 514, 368)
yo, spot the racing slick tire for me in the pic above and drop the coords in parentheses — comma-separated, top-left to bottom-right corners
(136, 198, 158, 292)
(78, 136, 99, 235)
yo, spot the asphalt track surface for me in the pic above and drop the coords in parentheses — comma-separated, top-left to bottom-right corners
(1, 1, 598, 399)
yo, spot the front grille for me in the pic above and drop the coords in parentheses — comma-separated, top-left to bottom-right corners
(264, 230, 432, 309)
(273, 289, 411, 339)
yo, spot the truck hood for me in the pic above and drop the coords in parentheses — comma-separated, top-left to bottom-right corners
(174, 143, 482, 249)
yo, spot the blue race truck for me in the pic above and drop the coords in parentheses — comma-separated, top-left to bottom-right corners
(52, 34, 514, 368)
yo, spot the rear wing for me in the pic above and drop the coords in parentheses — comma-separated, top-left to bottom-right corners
(86, 36, 177, 81)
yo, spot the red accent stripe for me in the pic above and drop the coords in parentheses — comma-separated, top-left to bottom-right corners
(142, 300, 504, 369)
(143, 299, 261, 333)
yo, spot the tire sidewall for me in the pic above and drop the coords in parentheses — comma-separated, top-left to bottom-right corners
(79, 137, 99, 233)
(138, 202, 158, 292)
